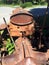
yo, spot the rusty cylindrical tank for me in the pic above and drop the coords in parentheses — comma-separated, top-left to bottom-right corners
(9, 7, 35, 37)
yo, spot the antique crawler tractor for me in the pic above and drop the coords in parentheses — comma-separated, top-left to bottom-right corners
(0, 7, 49, 65)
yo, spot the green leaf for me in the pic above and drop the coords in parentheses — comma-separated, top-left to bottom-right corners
(8, 45, 15, 52)
(8, 49, 14, 55)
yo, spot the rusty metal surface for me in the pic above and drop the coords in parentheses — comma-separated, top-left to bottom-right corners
(0, 7, 49, 65)
(10, 14, 33, 25)
(16, 57, 40, 65)
(9, 22, 35, 36)
(1, 37, 49, 65)
(9, 7, 35, 36)
(10, 7, 33, 26)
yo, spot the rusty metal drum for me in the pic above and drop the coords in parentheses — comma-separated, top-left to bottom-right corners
(9, 8, 35, 37)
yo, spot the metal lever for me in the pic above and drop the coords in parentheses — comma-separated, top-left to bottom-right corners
(3, 17, 16, 50)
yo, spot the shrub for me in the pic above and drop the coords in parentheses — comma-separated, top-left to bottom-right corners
(40, 1, 46, 5)
(6, 39, 15, 55)
(20, 2, 33, 8)
(2, 0, 7, 4)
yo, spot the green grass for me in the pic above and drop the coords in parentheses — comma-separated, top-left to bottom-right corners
(0, 4, 19, 8)
(0, 2, 48, 8)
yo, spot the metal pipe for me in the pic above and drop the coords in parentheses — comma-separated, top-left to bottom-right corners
(3, 17, 16, 50)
